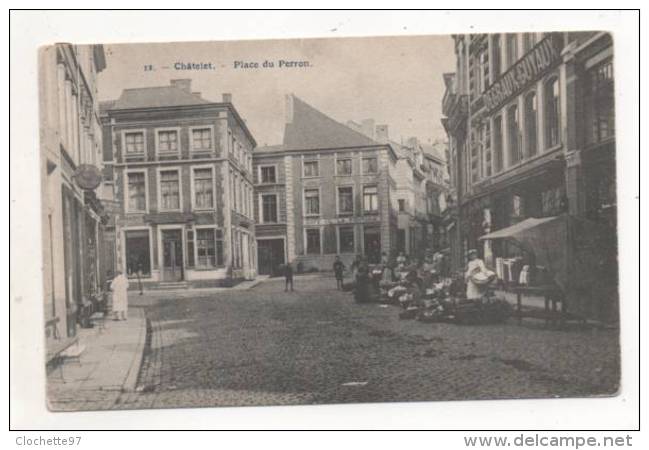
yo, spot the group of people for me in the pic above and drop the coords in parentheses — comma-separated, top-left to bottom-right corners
(327, 248, 494, 302)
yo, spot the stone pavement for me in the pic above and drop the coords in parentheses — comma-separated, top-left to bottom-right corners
(46, 307, 147, 411)
(113, 275, 619, 410)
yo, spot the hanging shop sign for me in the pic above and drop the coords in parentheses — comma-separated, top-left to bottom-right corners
(73, 164, 103, 190)
(482, 35, 561, 113)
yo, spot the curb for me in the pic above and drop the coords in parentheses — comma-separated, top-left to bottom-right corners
(121, 308, 147, 392)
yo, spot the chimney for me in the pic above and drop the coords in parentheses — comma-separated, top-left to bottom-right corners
(375, 124, 389, 144)
(285, 94, 294, 124)
(361, 119, 375, 140)
(170, 79, 192, 93)
(222, 93, 232, 103)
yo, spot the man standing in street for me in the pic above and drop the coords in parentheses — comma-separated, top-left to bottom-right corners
(333, 255, 345, 290)
(284, 262, 294, 292)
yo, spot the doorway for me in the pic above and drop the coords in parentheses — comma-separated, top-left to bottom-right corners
(257, 238, 285, 276)
(161, 229, 184, 281)
(363, 226, 381, 264)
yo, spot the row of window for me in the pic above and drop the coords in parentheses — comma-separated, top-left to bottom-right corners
(123, 126, 215, 157)
(258, 185, 380, 223)
(303, 226, 377, 256)
(468, 77, 561, 184)
(468, 33, 544, 97)
(228, 129, 253, 174)
(126, 166, 216, 213)
(290, 156, 378, 180)
(230, 169, 254, 219)
(124, 227, 224, 276)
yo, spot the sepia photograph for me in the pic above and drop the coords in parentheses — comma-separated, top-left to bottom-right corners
(34, 29, 624, 413)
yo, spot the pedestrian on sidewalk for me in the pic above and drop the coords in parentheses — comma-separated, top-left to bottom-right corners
(110, 270, 130, 320)
(333, 256, 345, 290)
(284, 262, 294, 292)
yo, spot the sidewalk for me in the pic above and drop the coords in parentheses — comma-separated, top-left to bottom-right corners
(46, 307, 147, 411)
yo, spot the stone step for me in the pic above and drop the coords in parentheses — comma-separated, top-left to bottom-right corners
(146, 282, 189, 291)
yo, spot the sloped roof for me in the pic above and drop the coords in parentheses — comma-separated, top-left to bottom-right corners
(422, 142, 447, 163)
(110, 86, 210, 110)
(283, 96, 378, 151)
(255, 144, 285, 154)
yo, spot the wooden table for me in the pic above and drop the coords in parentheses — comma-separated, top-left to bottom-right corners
(512, 285, 564, 327)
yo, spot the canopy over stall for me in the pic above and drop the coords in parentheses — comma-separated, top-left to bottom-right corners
(479, 214, 618, 322)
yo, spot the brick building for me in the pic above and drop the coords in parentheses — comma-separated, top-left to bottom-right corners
(253, 95, 399, 274)
(101, 80, 257, 288)
(441, 32, 616, 278)
(39, 44, 109, 345)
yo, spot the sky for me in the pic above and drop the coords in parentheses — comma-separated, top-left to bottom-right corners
(97, 35, 455, 147)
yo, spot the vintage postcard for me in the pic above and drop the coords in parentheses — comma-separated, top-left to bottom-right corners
(38, 32, 619, 412)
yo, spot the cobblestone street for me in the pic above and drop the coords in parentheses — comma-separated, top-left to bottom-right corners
(110, 274, 620, 410)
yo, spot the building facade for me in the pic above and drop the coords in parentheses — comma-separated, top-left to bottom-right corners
(39, 44, 109, 347)
(442, 32, 616, 273)
(102, 81, 257, 287)
(254, 95, 399, 274)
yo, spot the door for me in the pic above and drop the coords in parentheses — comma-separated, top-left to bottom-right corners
(257, 239, 285, 276)
(363, 227, 381, 264)
(162, 229, 184, 281)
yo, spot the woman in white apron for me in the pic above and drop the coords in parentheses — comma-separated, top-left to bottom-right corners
(110, 271, 130, 320)
(465, 249, 489, 300)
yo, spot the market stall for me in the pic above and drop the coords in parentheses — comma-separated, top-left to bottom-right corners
(479, 214, 618, 324)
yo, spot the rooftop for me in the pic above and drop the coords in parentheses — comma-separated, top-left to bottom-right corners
(109, 85, 210, 110)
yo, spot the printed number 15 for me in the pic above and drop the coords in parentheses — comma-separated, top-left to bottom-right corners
(144, 65, 153, 71)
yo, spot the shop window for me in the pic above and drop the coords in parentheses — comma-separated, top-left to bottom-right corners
(542, 187, 563, 216)
(191, 127, 212, 151)
(196, 228, 224, 268)
(493, 115, 503, 173)
(305, 228, 321, 255)
(127, 171, 147, 212)
(124, 131, 144, 155)
(159, 169, 181, 210)
(124, 230, 151, 277)
(336, 158, 353, 176)
(304, 189, 320, 216)
(362, 157, 378, 174)
(545, 77, 561, 148)
(338, 186, 354, 214)
(303, 160, 319, 177)
(512, 195, 524, 219)
(524, 92, 538, 157)
(364, 186, 378, 212)
(260, 165, 276, 184)
(193, 168, 214, 209)
(339, 226, 355, 254)
(262, 194, 278, 223)
(507, 104, 522, 165)
(586, 60, 615, 145)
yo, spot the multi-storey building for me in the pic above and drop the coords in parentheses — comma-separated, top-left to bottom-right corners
(101, 80, 257, 287)
(39, 44, 108, 346)
(347, 120, 450, 261)
(442, 32, 616, 274)
(253, 95, 399, 274)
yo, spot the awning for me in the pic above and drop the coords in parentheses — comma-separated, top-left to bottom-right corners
(479, 216, 559, 240)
